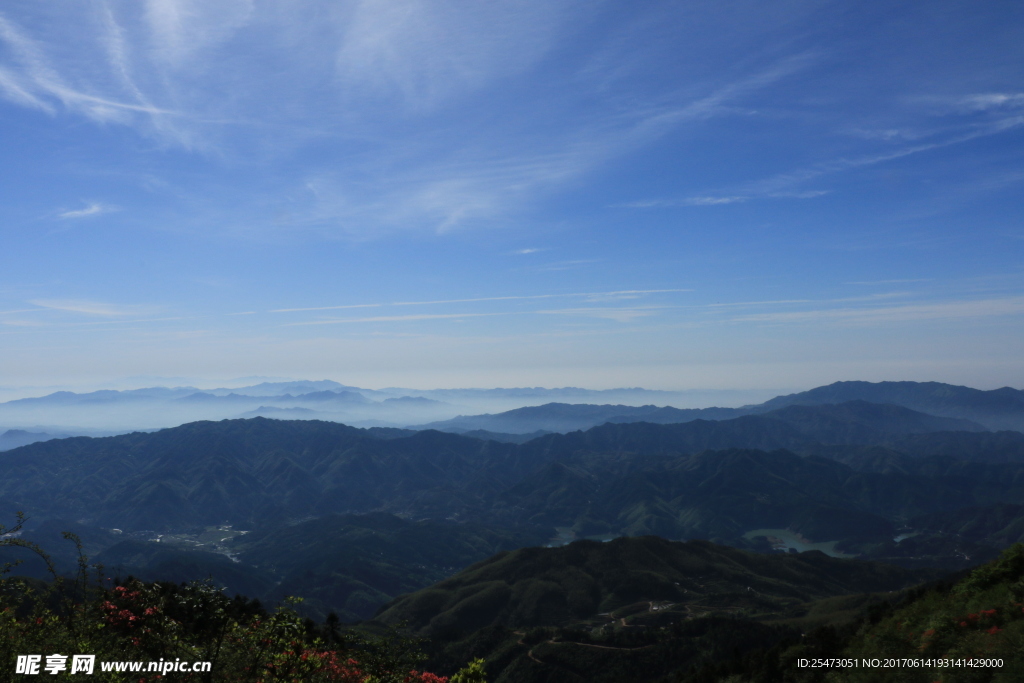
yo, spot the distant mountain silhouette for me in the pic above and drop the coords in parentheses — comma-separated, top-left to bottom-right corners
(239, 406, 320, 418)
(4, 380, 1019, 438)
(383, 396, 447, 405)
(416, 396, 988, 435)
(414, 403, 741, 433)
(757, 380, 1024, 430)
(0, 428, 57, 451)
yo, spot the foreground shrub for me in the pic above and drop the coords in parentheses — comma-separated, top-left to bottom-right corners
(1, 514, 483, 682)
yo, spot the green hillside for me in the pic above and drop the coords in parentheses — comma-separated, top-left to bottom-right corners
(372, 536, 935, 682)
(377, 537, 928, 634)
(234, 513, 547, 621)
(688, 543, 1024, 682)
(7, 407, 1024, 631)
(0, 513, 548, 623)
(8, 413, 1024, 577)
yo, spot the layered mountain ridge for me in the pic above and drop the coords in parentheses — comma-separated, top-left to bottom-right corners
(6, 379, 1024, 678)
(3, 379, 1021, 446)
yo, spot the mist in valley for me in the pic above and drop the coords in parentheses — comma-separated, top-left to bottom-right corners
(0, 379, 783, 447)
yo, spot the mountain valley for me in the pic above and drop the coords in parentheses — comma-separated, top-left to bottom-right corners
(5, 379, 1024, 680)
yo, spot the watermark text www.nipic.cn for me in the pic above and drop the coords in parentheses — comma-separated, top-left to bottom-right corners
(15, 654, 212, 675)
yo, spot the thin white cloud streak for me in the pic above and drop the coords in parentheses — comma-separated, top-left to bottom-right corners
(286, 305, 669, 327)
(48, 315, 189, 328)
(529, 259, 601, 272)
(0, 313, 191, 334)
(617, 191, 830, 209)
(270, 289, 692, 313)
(948, 92, 1024, 113)
(705, 292, 911, 309)
(0, 13, 61, 114)
(847, 278, 932, 285)
(618, 196, 747, 208)
(29, 299, 155, 317)
(539, 307, 664, 323)
(627, 53, 816, 132)
(730, 296, 1024, 326)
(0, 319, 45, 327)
(623, 101, 1024, 209)
(0, 11, 177, 124)
(0, 63, 50, 110)
(284, 312, 512, 327)
(683, 196, 747, 206)
(58, 203, 116, 219)
(753, 120, 1024, 195)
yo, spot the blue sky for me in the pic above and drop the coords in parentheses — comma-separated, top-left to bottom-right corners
(1, 0, 1022, 392)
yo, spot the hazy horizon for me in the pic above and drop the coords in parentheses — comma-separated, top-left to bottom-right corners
(2, 374, 1021, 439)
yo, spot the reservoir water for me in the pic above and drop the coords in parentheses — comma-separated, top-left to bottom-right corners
(742, 528, 855, 558)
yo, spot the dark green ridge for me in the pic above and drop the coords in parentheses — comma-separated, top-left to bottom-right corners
(374, 536, 933, 635)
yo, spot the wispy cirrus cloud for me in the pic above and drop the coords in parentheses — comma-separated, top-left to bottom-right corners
(618, 195, 747, 209)
(290, 60, 808, 236)
(940, 92, 1024, 113)
(528, 259, 601, 272)
(751, 120, 1024, 197)
(846, 278, 932, 286)
(0, 318, 45, 327)
(143, 0, 255, 68)
(285, 312, 510, 327)
(730, 296, 1024, 326)
(617, 190, 831, 209)
(539, 306, 665, 323)
(333, 0, 565, 112)
(0, 3, 816, 237)
(0, 1, 568, 153)
(29, 299, 156, 317)
(0, 11, 177, 122)
(271, 288, 691, 314)
(58, 203, 117, 219)
(622, 92, 1024, 210)
(707, 292, 912, 309)
(286, 306, 669, 327)
(273, 288, 689, 328)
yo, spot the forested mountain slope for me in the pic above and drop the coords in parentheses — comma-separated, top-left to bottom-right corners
(373, 536, 936, 683)
(6, 402, 1024, 621)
